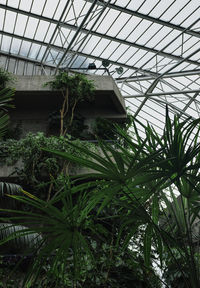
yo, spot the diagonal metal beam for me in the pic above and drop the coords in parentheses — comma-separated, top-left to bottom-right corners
(124, 89, 195, 121)
(124, 89, 200, 98)
(116, 69, 200, 82)
(178, 92, 199, 118)
(0, 4, 61, 24)
(62, 0, 113, 68)
(122, 74, 200, 107)
(1, 5, 200, 67)
(75, 29, 200, 67)
(160, 77, 200, 106)
(0, 51, 56, 69)
(151, 98, 195, 120)
(0, 40, 152, 76)
(55, 0, 99, 68)
(0, 31, 160, 76)
(85, 0, 200, 39)
(2, 3, 199, 40)
(133, 15, 200, 119)
(0, 31, 65, 54)
(40, 0, 71, 64)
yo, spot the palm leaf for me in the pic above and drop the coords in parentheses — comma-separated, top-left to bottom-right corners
(144, 224, 153, 267)
(0, 187, 99, 286)
(0, 87, 15, 110)
(0, 87, 15, 138)
(0, 182, 22, 209)
(0, 223, 43, 254)
(0, 112, 9, 139)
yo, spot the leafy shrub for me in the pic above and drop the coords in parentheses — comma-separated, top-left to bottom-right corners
(46, 72, 95, 136)
(0, 68, 14, 88)
(0, 132, 95, 196)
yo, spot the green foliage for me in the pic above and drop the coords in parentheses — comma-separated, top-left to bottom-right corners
(0, 185, 104, 286)
(0, 68, 15, 139)
(0, 88, 15, 139)
(0, 182, 22, 210)
(0, 186, 161, 287)
(1, 108, 200, 287)
(162, 248, 200, 288)
(48, 111, 88, 139)
(0, 87, 15, 111)
(0, 68, 13, 88)
(0, 111, 9, 139)
(43, 108, 200, 286)
(47, 72, 95, 102)
(92, 113, 134, 141)
(0, 132, 95, 194)
(46, 72, 95, 136)
(3, 121, 22, 140)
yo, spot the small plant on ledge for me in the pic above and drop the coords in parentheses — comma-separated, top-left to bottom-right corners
(46, 71, 95, 137)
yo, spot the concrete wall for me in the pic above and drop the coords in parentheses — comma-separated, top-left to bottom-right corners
(8, 74, 126, 138)
(12, 74, 126, 114)
(1, 74, 126, 179)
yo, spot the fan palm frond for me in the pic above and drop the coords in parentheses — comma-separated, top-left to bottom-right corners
(0, 88, 15, 110)
(0, 111, 9, 139)
(0, 87, 15, 139)
(0, 223, 43, 254)
(0, 182, 22, 209)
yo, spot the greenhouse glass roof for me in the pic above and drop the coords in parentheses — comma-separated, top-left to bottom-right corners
(0, 0, 200, 132)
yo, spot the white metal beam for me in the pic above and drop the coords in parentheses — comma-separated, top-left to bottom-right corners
(124, 89, 200, 98)
(85, 0, 200, 39)
(0, 31, 159, 76)
(55, 0, 99, 68)
(116, 69, 200, 83)
(1, 5, 199, 68)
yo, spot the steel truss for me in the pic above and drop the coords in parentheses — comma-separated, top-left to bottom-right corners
(0, 0, 200, 126)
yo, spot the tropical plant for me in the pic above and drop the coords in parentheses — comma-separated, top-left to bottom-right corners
(0, 67, 14, 89)
(91, 113, 134, 142)
(160, 188, 200, 287)
(0, 88, 15, 139)
(0, 69, 44, 287)
(46, 72, 95, 136)
(0, 108, 200, 287)
(0, 68, 15, 139)
(43, 108, 200, 287)
(0, 69, 21, 214)
(0, 132, 96, 201)
(0, 180, 161, 287)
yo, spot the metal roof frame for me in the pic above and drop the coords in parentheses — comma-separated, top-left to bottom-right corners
(0, 0, 200, 128)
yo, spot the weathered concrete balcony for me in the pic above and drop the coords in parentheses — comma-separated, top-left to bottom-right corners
(9, 74, 127, 137)
(1, 74, 126, 179)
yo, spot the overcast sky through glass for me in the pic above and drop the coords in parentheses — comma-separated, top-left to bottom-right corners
(0, 0, 200, 138)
